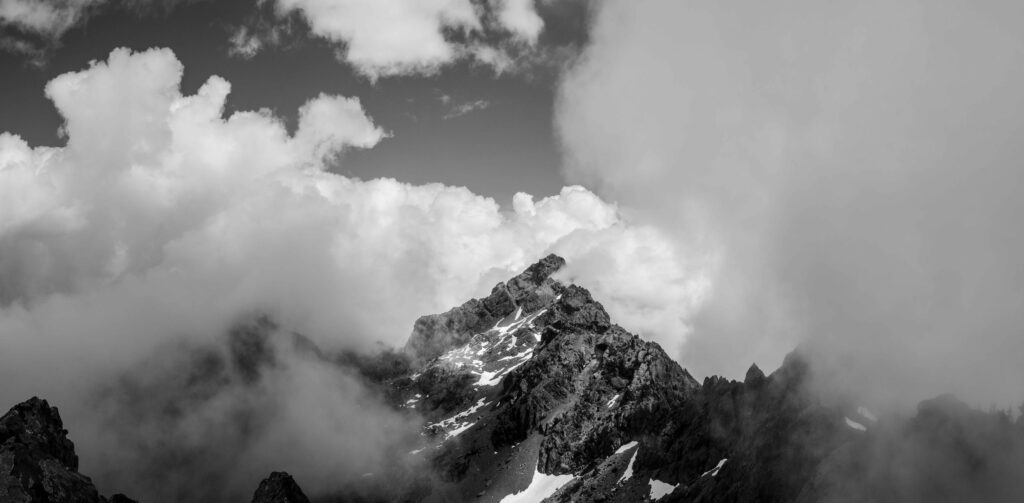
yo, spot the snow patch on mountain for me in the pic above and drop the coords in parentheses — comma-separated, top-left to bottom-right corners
(498, 464, 574, 503)
(649, 479, 678, 500)
(616, 442, 639, 484)
(702, 458, 727, 478)
(845, 417, 867, 431)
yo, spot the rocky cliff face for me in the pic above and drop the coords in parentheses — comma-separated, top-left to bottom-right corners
(404, 254, 566, 363)
(379, 254, 1024, 503)
(249, 472, 310, 503)
(4, 254, 1023, 502)
(0, 397, 136, 503)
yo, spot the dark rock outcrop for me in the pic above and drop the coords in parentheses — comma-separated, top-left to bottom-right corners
(250, 472, 310, 503)
(0, 397, 133, 503)
(491, 285, 698, 474)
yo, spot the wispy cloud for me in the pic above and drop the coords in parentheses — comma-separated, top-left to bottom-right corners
(443, 99, 490, 119)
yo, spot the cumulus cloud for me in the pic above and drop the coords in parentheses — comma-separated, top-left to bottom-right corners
(271, 0, 480, 77)
(0, 46, 682, 500)
(261, 0, 546, 77)
(557, 0, 1024, 408)
(494, 0, 544, 43)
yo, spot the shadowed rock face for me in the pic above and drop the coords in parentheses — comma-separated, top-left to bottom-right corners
(386, 255, 1024, 503)
(0, 397, 135, 503)
(250, 472, 310, 503)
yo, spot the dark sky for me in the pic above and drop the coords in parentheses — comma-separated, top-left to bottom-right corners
(0, 0, 589, 204)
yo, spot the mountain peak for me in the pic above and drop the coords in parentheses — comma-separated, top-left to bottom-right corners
(404, 254, 566, 362)
(0, 396, 121, 502)
(250, 472, 310, 503)
(0, 396, 78, 471)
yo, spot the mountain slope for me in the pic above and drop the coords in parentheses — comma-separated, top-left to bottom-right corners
(379, 254, 1024, 503)
(3, 254, 1023, 502)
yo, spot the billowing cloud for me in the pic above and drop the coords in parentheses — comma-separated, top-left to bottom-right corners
(495, 0, 544, 43)
(261, 0, 547, 77)
(557, 0, 1024, 408)
(0, 46, 687, 500)
(271, 0, 480, 76)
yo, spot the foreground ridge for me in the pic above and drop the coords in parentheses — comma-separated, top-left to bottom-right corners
(0, 397, 137, 503)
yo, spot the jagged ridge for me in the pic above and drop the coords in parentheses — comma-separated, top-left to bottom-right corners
(4, 254, 1024, 503)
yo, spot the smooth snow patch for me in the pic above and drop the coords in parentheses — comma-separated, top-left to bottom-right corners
(409, 447, 425, 455)
(498, 348, 533, 361)
(649, 479, 678, 501)
(701, 458, 727, 478)
(446, 421, 475, 439)
(513, 306, 523, 320)
(607, 394, 620, 408)
(617, 445, 639, 485)
(845, 417, 867, 431)
(499, 465, 574, 503)
(476, 369, 503, 387)
(501, 359, 528, 376)
(476, 351, 531, 387)
(857, 406, 878, 423)
(427, 398, 489, 439)
(614, 441, 638, 455)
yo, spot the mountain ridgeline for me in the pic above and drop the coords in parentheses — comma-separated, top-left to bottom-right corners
(3, 255, 1023, 502)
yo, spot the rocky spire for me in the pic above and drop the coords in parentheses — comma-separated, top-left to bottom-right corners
(250, 472, 310, 503)
(404, 254, 566, 362)
(0, 397, 79, 470)
(0, 397, 134, 503)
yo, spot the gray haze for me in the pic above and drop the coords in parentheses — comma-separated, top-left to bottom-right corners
(558, 0, 1024, 408)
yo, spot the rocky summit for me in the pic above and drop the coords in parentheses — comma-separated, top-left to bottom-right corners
(3, 254, 1024, 502)
(0, 397, 137, 503)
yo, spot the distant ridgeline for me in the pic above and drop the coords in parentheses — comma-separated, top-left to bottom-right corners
(4, 254, 1023, 502)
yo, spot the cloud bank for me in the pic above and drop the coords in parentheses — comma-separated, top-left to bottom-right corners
(0, 46, 696, 500)
(557, 0, 1024, 408)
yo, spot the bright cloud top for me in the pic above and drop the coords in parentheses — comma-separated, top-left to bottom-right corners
(265, 0, 546, 77)
(227, 0, 549, 77)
